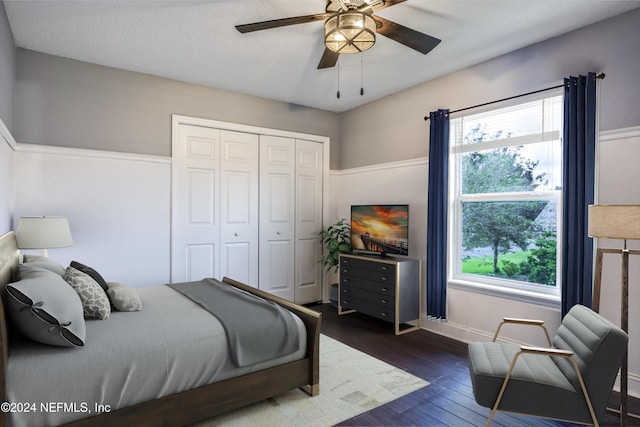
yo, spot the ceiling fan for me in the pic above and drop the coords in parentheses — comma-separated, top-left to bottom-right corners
(235, 0, 441, 69)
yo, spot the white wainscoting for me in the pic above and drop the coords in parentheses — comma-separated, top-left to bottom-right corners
(14, 143, 171, 287)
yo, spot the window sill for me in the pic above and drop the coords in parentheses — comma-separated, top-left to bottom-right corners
(448, 278, 561, 309)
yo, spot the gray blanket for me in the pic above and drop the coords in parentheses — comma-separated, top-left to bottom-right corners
(169, 278, 299, 367)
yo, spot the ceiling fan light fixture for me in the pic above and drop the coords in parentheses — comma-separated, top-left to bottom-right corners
(324, 11, 376, 54)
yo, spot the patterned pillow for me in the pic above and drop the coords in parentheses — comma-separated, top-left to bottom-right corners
(64, 266, 111, 320)
(70, 261, 109, 292)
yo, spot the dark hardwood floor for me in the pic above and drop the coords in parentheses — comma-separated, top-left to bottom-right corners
(313, 303, 637, 427)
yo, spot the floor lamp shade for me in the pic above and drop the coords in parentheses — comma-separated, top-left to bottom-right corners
(15, 216, 73, 250)
(588, 205, 640, 239)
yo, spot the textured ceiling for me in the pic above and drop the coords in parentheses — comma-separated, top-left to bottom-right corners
(5, 0, 640, 112)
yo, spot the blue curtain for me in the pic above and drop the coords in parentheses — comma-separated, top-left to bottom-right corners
(426, 109, 450, 320)
(561, 72, 597, 316)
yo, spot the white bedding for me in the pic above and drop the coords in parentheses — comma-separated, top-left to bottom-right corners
(6, 285, 307, 427)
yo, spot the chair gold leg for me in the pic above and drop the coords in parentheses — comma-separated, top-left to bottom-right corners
(486, 350, 523, 426)
(568, 357, 599, 427)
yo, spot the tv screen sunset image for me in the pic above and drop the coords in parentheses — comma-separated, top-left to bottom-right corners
(350, 205, 409, 255)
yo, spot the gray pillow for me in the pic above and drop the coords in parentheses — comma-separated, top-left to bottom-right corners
(19, 255, 66, 277)
(6, 269, 86, 347)
(64, 266, 111, 320)
(107, 282, 142, 312)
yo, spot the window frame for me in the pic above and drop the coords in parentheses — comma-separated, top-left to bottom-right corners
(447, 91, 564, 308)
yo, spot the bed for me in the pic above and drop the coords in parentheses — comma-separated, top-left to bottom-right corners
(0, 231, 321, 427)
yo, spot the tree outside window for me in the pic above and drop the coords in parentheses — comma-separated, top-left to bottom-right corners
(451, 95, 562, 293)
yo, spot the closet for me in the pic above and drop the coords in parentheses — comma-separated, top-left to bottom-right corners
(171, 116, 326, 304)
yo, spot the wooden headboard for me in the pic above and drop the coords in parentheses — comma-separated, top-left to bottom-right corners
(0, 231, 19, 414)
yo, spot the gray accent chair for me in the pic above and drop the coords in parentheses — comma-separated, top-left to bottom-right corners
(468, 304, 628, 426)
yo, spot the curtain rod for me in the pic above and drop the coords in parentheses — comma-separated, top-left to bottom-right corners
(423, 73, 605, 121)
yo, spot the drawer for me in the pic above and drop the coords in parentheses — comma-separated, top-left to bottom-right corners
(340, 298, 395, 323)
(340, 276, 395, 296)
(340, 284, 395, 308)
(340, 265, 395, 285)
(341, 257, 396, 275)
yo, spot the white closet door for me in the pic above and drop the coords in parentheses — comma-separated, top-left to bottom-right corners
(294, 139, 323, 304)
(172, 125, 221, 283)
(220, 130, 259, 287)
(259, 135, 295, 300)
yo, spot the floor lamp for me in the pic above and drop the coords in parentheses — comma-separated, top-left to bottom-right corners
(588, 204, 640, 427)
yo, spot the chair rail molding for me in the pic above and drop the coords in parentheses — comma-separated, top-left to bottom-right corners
(0, 118, 16, 151)
(15, 142, 170, 164)
(600, 125, 640, 142)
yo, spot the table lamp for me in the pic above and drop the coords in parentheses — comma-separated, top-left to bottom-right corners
(15, 216, 73, 257)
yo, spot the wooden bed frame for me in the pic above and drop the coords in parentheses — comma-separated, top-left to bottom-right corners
(0, 231, 321, 427)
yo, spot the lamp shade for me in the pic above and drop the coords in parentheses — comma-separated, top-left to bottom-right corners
(15, 216, 74, 249)
(588, 205, 640, 239)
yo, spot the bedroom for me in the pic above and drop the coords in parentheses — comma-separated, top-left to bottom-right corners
(1, 1, 640, 425)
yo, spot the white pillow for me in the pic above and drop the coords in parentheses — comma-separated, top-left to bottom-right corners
(6, 268, 86, 347)
(20, 255, 66, 277)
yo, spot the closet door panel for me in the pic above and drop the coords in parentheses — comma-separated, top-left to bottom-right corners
(294, 139, 323, 304)
(220, 130, 259, 287)
(259, 135, 295, 300)
(173, 125, 221, 283)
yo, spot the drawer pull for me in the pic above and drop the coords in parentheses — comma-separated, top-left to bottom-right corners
(381, 299, 388, 304)
(380, 266, 388, 271)
(381, 276, 388, 281)
(342, 269, 349, 273)
(342, 289, 349, 293)
(380, 312, 388, 317)
(343, 259, 349, 264)
(342, 300, 349, 304)
(381, 287, 388, 292)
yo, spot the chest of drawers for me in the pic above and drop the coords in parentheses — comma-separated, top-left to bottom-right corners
(338, 254, 420, 335)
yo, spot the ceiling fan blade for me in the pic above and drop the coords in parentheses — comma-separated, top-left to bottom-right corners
(317, 48, 340, 69)
(373, 0, 408, 12)
(374, 16, 441, 55)
(235, 13, 331, 33)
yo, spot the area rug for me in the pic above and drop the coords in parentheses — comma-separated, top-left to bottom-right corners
(195, 334, 429, 427)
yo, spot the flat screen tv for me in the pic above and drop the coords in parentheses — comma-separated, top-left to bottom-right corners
(350, 204, 409, 257)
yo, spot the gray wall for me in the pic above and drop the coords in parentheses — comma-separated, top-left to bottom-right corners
(0, 1, 14, 132)
(0, 1, 15, 235)
(339, 8, 640, 169)
(14, 50, 342, 167)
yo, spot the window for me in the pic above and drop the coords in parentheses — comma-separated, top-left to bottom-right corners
(449, 94, 563, 300)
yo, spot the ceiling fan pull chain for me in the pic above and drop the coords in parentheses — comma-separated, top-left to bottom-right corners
(337, 61, 341, 99)
(360, 53, 365, 96)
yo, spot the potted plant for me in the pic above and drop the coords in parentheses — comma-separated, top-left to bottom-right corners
(318, 218, 351, 307)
